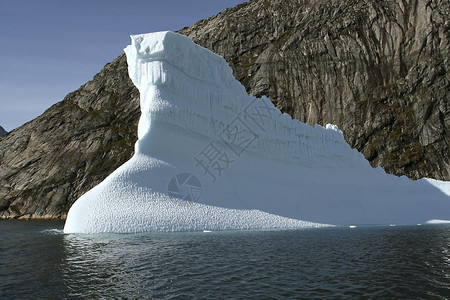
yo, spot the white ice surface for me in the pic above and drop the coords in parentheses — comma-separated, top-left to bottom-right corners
(64, 31, 450, 233)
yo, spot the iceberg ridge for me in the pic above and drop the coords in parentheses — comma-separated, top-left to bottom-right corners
(64, 31, 450, 233)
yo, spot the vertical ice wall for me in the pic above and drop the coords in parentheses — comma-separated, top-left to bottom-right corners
(64, 31, 450, 233)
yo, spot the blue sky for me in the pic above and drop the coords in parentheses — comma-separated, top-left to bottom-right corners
(0, 0, 246, 131)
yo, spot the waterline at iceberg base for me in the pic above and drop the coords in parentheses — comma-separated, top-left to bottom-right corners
(64, 31, 450, 233)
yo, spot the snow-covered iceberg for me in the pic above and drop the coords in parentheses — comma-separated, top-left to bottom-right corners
(64, 31, 450, 233)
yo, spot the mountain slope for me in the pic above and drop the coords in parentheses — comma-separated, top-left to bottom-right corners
(0, 0, 448, 219)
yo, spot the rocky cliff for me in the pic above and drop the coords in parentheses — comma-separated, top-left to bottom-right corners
(0, 0, 448, 219)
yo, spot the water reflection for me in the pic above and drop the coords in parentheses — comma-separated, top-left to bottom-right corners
(2, 222, 449, 298)
(61, 232, 209, 298)
(57, 226, 450, 299)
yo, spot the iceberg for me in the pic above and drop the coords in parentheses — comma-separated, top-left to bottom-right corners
(64, 31, 450, 233)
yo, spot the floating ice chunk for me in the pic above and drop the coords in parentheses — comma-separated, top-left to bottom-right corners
(64, 31, 450, 234)
(426, 219, 450, 224)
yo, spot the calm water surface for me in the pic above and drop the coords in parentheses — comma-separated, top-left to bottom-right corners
(1, 221, 449, 299)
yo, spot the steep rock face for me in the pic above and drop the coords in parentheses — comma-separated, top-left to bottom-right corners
(0, 126, 6, 137)
(0, 0, 448, 219)
(180, 0, 450, 180)
(0, 55, 139, 219)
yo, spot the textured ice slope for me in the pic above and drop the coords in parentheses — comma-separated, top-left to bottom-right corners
(64, 31, 450, 233)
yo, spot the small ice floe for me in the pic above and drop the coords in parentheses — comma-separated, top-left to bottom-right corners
(426, 219, 450, 224)
(41, 229, 64, 235)
(203, 230, 212, 233)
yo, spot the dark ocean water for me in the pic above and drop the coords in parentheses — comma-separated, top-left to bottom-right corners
(0, 221, 449, 299)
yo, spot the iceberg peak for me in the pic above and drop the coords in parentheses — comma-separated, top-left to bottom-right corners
(124, 31, 240, 91)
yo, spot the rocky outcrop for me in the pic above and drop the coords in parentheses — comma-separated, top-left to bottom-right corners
(0, 126, 6, 137)
(0, 0, 448, 219)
